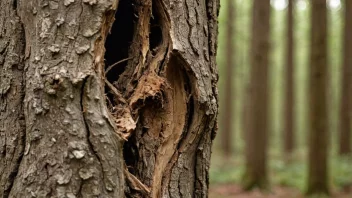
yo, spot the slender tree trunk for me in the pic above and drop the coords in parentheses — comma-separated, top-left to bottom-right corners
(284, 0, 295, 156)
(307, 0, 329, 195)
(0, 0, 220, 197)
(222, 0, 235, 157)
(339, 0, 352, 156)
(243, 0, 270, 191)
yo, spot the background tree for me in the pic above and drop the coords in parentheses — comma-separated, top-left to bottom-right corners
(339, 0, 352, 155)
(243, 0, 271, 190)
(211, 0, 352, 197)
(284, 0, 295, 157)
(0, 0, 219, 197)
(221, 0, 235, 157)
(307, 0, 329, 195)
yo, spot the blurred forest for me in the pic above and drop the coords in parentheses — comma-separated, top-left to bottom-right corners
(210, 0, 352, 197)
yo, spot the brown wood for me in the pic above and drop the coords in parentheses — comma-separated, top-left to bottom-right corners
(243, 0, 271, 191)
(307, 0, 329, 195)
(339, 0, 352, 156)
(284, 0, 295, 156)
(0, 0, 220, 197)
(222, 0, 235, 157)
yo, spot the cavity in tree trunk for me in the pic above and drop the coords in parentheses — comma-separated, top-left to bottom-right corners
(307, 0, 329, 195)
(0, 0, 220, 197)
(339, 0, 352, 156)
(284, 0, 295, 157)
(221, 0, 234, 157)
(243, 0, 270, 191)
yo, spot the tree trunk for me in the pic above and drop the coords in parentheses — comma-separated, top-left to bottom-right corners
(243, 0, 270, 191)
(284, 0, 295, 157)
(307, 0, 329, 195)
(0, 0, 220, 197)
(222, 0, 234, 157)
(339, 0, 352, 156)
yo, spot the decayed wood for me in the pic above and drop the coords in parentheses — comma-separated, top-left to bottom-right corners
(118, 0, 220, 196)
(0, 0, 219, 197)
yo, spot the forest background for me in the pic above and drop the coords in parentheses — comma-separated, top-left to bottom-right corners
(210, 0, 352, 197)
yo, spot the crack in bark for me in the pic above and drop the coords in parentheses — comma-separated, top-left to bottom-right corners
(79, 76, 105, 198)
(3, 158, 19, 197)
(4, 119, 25, 198)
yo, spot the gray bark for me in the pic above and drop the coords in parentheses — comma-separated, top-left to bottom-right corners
(0, 0, 219, 197)
(0, 1, 26, 197)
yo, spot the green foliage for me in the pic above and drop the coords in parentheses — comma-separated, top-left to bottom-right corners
(271, 158, 307, 191)
(331, 155, 352, 190)
(210, 152, 352, 193)
(210, 156, 244, 184)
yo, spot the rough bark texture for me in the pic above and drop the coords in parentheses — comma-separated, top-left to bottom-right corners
(0, 1, 26, 197)
(0, 0, 219, 197)
(243, 0, 270, 191)
(284, 0, 295, 156)
(339, 0, 352, 156)
(9, 0, 126, 197)
(307, 0, 329, 195)
(221, 0, 234, 157)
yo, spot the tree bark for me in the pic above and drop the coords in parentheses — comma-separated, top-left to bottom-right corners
(0, 1, 26, 197)
(243, 0, 270, 191)
(284, 0, 295, 156)
(0, 0, 220, 197)
(221, 0, 234, 157)
(339, 0, 352, 156)
(307, 0, 329, 195)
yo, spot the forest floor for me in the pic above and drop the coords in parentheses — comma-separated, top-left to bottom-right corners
(209, 184, 352, 198)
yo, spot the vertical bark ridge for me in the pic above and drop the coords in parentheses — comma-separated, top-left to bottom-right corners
(0, 0, 26, 197)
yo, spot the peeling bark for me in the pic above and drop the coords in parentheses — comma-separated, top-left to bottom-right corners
(0, 0, 219, 197)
